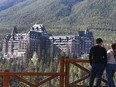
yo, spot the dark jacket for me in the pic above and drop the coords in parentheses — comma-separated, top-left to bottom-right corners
(89, 45, 107, 65)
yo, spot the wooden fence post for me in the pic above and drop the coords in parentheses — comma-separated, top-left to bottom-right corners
(4, 69, 9, 87)
(65, 59, 69, 87)
(60, 56, 64, 87)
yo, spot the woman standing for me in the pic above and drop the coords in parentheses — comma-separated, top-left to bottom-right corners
(106, 43, 116, 87)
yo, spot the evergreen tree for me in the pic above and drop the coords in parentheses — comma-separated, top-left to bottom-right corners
(37, 44, 41, 59)
(23, 43, 30, 70)
(24, 43, 30, 59)
(31, 52, 39, 71)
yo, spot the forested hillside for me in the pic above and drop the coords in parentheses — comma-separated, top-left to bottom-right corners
(0, 0, 115, 39)
(0, 0, 25, 11)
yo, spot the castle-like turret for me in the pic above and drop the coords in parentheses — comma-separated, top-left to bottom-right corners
(31, 24, 47, 33)
(11, 26, 18, 35)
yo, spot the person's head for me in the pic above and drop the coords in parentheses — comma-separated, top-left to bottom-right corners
(96, 38, 103, 46)
(111, 43, 116, 50)
(110, 43, 116, 58)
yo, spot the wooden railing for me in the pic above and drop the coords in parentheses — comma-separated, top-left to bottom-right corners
(0, 56, 65, 87)
(0, 56, 110, 87)
(65, 58, 108, 87)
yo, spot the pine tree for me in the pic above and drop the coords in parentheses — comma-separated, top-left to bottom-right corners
(23, 43, 30, 70)
(31, 52, 39, 71)
(37, 44, 41, 59)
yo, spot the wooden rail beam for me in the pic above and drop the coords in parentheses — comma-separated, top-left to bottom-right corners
(70, 74, 90, 85)
(12, 75, 36, 87)
(35, 76, 57, 86)
(9, 72, 60, 76)
(66, 85, 108, 87)
(71, 62, 90, 73)
(65, 59, 89, 63)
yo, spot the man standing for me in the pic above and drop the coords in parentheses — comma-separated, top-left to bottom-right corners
(89, 38, 107, 87)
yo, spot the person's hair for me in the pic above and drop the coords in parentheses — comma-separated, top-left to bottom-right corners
(96, 38, 103, 44)
(111, 43, 116, 58)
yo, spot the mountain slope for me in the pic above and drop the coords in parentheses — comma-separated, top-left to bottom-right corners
(63, 0, 116, 29)
(0, 0, 115, 35)
(0, 0, 84, 29)
(0, 0, 25, 11)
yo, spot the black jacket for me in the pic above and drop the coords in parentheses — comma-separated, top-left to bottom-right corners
(89, 45, 107, 65)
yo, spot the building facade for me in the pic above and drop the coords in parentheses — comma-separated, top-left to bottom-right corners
(2, 24, 51, 58)
(49, 35, 75, 57)
(50, 29, 94, 57)
(75, 29, 94, 56)
(2, 24, 94, 59)
(2, 26, 29, 58)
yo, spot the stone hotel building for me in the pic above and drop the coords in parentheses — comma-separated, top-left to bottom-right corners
(2, 24, 94, 58)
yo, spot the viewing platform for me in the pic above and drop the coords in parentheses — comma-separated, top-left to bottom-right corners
(0, 56, 114, 87)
